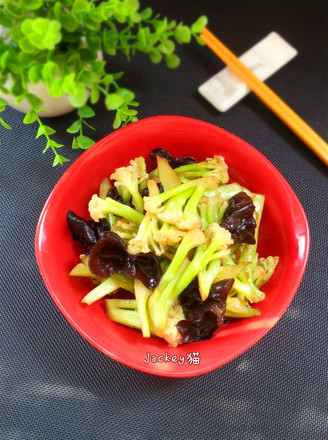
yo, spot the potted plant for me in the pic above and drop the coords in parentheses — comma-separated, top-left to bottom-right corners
(0, 0, 207, 165)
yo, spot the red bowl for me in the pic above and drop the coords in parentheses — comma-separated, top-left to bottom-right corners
(35, 116, 310, 377)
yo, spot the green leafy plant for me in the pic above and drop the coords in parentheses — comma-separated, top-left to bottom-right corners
(0, 0, 207, 165)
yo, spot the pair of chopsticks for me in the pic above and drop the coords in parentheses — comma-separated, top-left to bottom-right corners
(200, 27, 328, 166)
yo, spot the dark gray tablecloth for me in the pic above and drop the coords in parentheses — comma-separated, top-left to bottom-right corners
(1, 1, 327, 439)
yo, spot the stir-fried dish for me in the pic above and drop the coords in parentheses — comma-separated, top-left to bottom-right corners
(67, 148, 279, 347)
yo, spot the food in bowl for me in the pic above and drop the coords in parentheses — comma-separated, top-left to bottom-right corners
(67, 147, 279, 347)
(35, 116, 310, 377)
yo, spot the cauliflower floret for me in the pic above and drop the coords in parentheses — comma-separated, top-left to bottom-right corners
(157, 302, 185, 347)
(110, 156, 148, 213)
(111, 218, 138, 242)
(212, 155, 229, 184)
(145, 176, 218, 231)
(88, 194, 144, 224)
(127, 212, 166, 256)
(153, 223, 186, 246)
(175, 155, 229, 184)
(89, 194, 107, 222)
(253, 256, 279, 288)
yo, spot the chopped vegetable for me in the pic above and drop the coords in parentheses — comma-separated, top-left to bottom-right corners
(110, 157, 148, 213)
(177, 278, 234, 343)
(144, 176, 218, 230)
(67, 210, 109, 253)
(89, 232, 162, 290)
(173, 155, 229, 184)
(156, 156, 182, 191)
(89, 194, 144, 224)
(220, 191, 256, 244)
(105, 299, 185, 347)
(149, 148, 197, 169)
(81, 274, 134, 306)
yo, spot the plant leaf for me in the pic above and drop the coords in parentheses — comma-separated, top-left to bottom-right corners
(21, 0, 43, 10)
(120, 108, 138, 116)
(26, 93, 43, 109)
(18, 37, 36, 54)
(68, 83, 88, 108)
(42, 61, 59, 82)
(53, 154, 70, 167)
(105, 93, 124, 110)
(140, 7, 152, 20)
(62, 73, 77, 95)
(0, 98, 8, 107)
(11, 78, 25, 97)
(36, 124, 55, 138)
(158, 40, 175, 55)
(81, 119, 95, 130)
(49, 140, 64, 148)
(90, 86, 100, 104)
(77, 105, 95, 118)
(72, 137, 80, 149)
(36, 125, 45, 138)
(23, 109, 37, 124)
(61, 13, 78, 32)
(165, 53, 180, 69)
(50, 78, 63, 98)
(28, 65, 41, 84)
(75, 135, 95, 150)
(174, 25, 191, 44)
(149, 49, 162, 64)
(43, 125, 56, 136)
(118, 88, 135, 104)
(113, 111, 121, 129)
(191, 16, 208, 34)
(0, 117, 11, 129)
(42, 141, 50, 153)
(66, 119, 82, 133)
(0, 50, 10, 69)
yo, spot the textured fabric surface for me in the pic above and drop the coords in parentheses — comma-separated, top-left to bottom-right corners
(1, 1, 327, 439)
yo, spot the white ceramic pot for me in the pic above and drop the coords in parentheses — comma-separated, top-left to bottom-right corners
(1, 76, 77, 117)
(0, 26, 103, 117)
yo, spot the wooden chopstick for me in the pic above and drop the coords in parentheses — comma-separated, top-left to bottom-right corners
(200, 27, 328, 166)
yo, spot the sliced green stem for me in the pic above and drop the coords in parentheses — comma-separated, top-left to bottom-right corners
(134, 279, 152, 337)
(106, 303, 141, 329)
(198, 258, 222, 301)
(81, 274, 134, 305)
